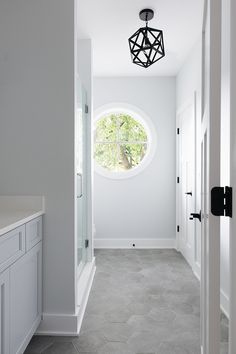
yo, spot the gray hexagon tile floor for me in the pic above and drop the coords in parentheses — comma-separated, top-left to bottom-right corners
(24, 249, 228, 354)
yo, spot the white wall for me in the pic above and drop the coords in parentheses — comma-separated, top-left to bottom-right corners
(176, 40, 202, 110)
(93, 77, 176, 247)
(0, 0, 77, 333)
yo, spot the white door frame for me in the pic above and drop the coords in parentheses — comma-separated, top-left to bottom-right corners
(201, 0, 222, 353)
(229, 0, 236, 352)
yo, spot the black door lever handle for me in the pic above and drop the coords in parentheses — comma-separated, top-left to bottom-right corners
(185, 192, 192, 196)
(190, 211, 201, 222)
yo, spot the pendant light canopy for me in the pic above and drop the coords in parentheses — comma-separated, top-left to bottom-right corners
(128, 9, 165, 68)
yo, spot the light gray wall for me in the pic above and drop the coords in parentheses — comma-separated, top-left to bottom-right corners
(176, 40, 202, 109)
(94, 77, 176, 242)
(0, 0, 76, 319)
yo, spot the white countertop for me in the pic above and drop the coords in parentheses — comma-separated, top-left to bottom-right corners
(0, 196, 45, 236)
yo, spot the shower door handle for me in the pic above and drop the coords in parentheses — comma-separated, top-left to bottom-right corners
(77, 173, 83, 198)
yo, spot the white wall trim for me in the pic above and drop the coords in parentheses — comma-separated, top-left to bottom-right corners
(77, 258, 96, 333)
(94, 238, 176, 249)
(36, 312, 79, 336)
(37, 258, 96, 336)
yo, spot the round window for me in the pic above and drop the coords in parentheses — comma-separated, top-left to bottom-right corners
(94, 104, 156, 179)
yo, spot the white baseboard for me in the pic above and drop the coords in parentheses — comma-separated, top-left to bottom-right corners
(36, 258, 96, 336)
(77, 258, 96, 333)
(36, 312, 79, 336)
(94, 238, 176, 249)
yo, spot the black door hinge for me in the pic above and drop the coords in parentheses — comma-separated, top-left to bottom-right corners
(177, 128, 180, 135)
(177, 225, 180, 232)
(85, 104, 89, 114)
(211, 186, 233, 217)
(85, 239, 89, 248)
(177, 177, 180, 184)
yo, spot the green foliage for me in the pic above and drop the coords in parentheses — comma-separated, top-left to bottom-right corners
(95, 114, 117, 142)
(94, 143, 117, 171)
(94, 113, 148, 171)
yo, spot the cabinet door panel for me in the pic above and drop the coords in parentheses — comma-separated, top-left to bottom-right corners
(10, 242, 42, 354)
(0, 269, 10, 354)
(26, 217, 42, 251)
(0, 226, 25, 273)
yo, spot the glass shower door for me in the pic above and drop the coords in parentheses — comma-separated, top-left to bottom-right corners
(76, 80, 87, 275)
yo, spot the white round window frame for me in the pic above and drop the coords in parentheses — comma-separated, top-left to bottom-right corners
(94, 103, 157, 180)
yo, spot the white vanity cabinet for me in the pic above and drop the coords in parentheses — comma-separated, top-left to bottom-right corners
(0, 216, 42, 354)
(0, 269, 10, 354)
(10, 242, 42, 354)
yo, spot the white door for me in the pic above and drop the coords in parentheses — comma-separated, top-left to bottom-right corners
(76, 79, 88, 275)
(178, 102, 195, 269)
(201, 0, 222, 353)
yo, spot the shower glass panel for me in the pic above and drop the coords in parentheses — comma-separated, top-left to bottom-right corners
(76, 80, 87, 274)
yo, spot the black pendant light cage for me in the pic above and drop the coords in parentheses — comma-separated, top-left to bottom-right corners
(128, 9, 165, 68)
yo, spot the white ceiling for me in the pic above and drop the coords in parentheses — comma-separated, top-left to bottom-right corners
(77, 0, 204, 77)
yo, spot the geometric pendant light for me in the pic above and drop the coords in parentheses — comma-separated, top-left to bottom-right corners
(128, 9, 165, 68)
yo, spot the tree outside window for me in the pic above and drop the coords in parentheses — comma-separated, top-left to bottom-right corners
(94, 113, 148, 172)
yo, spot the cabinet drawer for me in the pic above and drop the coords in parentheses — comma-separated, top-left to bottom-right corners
(26, 217, 42, 251)
(0, 226, 26, 273)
